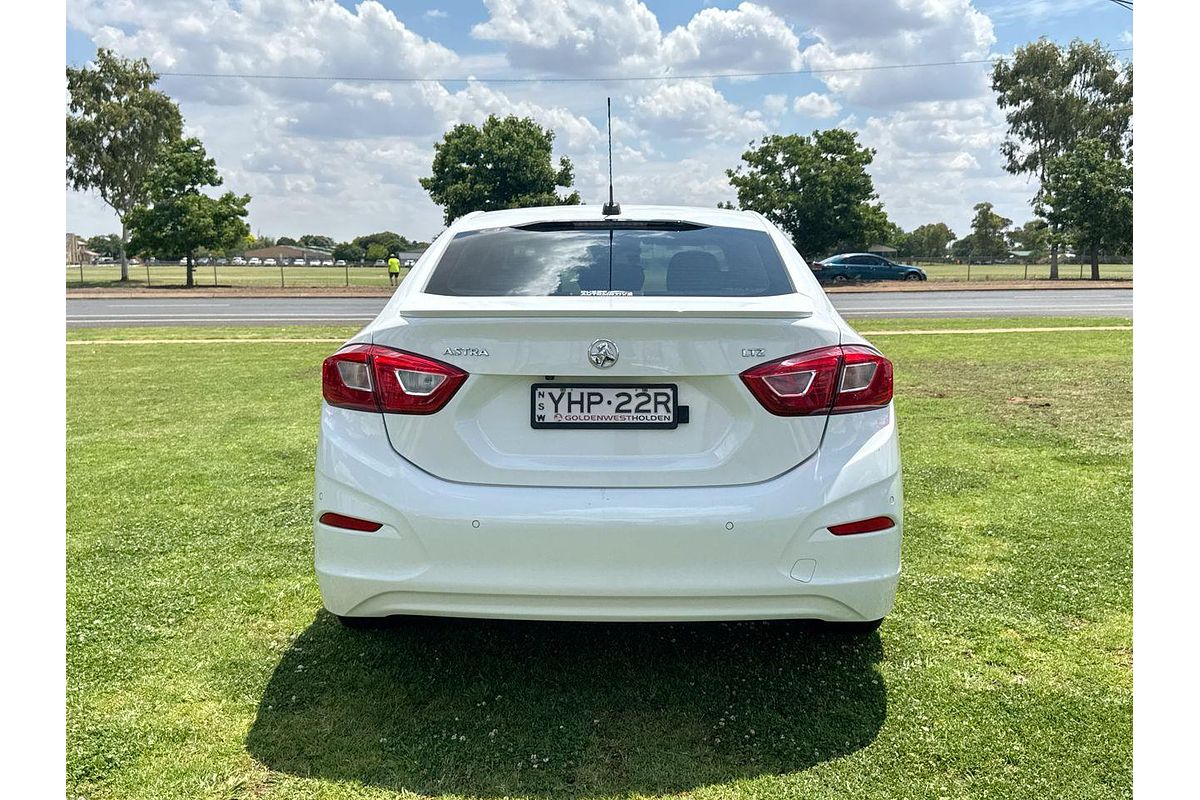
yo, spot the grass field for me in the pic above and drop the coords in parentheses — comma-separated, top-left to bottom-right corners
(916, 262, 1132, 281)
(64, 262, 1131, 289)
(66, 318, 1132, 799)
(65, 263, 411, 288)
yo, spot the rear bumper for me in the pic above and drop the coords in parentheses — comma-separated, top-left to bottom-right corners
(314, 404, 903, 622)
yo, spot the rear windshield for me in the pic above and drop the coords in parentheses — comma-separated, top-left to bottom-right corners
(423, 222, 794, 297)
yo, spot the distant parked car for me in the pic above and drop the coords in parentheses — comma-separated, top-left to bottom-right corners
(322, 259, 334, 266)
(293, 258, 307, 265)
(373, 259, 386, 266)
(810, 253, 926, 283)
(335, 259, 347, 266)
(231, 256, 246, 265)
(264, 258, 277, 265)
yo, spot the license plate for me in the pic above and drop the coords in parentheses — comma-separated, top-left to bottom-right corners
(531, 383, 679, 429)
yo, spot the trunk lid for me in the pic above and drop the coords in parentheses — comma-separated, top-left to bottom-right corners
(372, 295, 840, 488)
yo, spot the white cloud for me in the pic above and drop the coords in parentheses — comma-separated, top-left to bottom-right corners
(851, 98, 1033, 234)
(472, 0, 663, 75)
(631, 81, 766, 141)
(762, 93, 788, 116)
(661, 3, 802, 73)
(771, 0, 997, 106)
(425, 9, 448, 19)
(792, 91, 841, 118)
(472, 0, 801, 77)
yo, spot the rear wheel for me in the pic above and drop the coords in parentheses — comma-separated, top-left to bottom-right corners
(832, 274, 850, 283)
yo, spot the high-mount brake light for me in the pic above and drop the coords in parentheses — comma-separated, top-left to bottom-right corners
(322, 344, 467, 414)
(740, 345, 893, 416)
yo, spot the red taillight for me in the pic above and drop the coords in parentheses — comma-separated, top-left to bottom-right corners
(322, 344, 467, 415)
(740, 344, 893, 416)
(833, 345, 894, 413)
(828, 516, 896, 535)
(319, 512, 383, 532)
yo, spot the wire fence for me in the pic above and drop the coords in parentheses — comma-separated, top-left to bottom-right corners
(65, 260, 1133, 288)
(909, 261, 1133, 282)
(65, 263, 411, 288)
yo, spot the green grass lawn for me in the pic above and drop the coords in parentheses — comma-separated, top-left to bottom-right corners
(915, 262, 1132, 282)
(66, 319, 1132, 799)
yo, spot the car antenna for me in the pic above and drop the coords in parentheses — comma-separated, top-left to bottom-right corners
(602, 97, 621, 216)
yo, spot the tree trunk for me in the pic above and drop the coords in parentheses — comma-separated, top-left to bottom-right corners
(119, 220, 130, 282)
(1091, 248, 1101, 281)
(186, 252, 194, 288)
(1049, 240, 1059, 280)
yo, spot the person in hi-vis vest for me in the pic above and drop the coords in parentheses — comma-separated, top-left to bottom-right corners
(387, 253, 401, 286)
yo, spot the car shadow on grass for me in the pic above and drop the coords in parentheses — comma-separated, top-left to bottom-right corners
(246, 611, 886, 796)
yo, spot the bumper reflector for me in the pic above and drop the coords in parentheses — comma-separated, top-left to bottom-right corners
(828, 516, 896, 536)
(319, 512, 383, 532)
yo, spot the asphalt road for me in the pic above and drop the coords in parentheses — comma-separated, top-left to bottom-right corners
(65, 289, 1132, 328)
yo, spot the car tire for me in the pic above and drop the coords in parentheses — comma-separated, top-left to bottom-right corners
(904, 273, 922, 281)
(822, 618, 884, 635)
(832, 274, 850, 283)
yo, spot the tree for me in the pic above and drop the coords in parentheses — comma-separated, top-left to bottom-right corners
(365, 243, 390, 262)
(246, 234, 276, 250)
(66, 49, 184, 281)
(299, 234, 336, 250)
(85, 233, 123, 259)
(277, 236, 298, 246)
(992, 38, 1132, 278)
(966, 202, 1013, 261)
(126, 137, 250, 287)
(727, 129, 886, 258)
(352, 231, 410, 254)
(1008, 219, 1049, 261)
(716, 200, 737, 209)
(332, 242, 365, 263)
(421, 114, 580, 225)
(907, 223, 956, 260)
(951, 235, 977, 261)
(1042, 138, 1132, 280)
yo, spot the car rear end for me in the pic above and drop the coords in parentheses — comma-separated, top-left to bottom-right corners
(314, 206, 902, 623)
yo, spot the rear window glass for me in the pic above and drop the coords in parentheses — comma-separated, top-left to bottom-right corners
(423, 222, 794, 297)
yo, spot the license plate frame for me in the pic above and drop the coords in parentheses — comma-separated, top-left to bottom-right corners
(530, 383, 680, 430)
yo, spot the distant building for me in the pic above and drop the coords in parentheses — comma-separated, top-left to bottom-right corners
(66, 232, 98, 265)
(395, 250, 426, 265)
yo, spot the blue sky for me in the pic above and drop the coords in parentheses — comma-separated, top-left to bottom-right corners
(65, 1, 1132, 243)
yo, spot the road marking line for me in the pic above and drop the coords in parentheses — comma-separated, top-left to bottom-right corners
(66, 325, 1133, 346)
(861, 325, 1132, 336)
(66, 338, 348, 345)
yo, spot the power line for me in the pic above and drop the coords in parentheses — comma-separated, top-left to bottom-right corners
(154, 48, 1132, 86)
(1107, 0, 1133, 10)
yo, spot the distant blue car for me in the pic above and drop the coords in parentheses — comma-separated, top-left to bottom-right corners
(811, 253, 927, 283)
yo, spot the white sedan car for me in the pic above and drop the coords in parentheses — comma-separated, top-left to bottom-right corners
(315, 205, 902, 631)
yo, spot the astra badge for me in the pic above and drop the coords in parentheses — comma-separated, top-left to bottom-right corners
(588, 338, 619, 369)
(443, 346, 489, 357)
